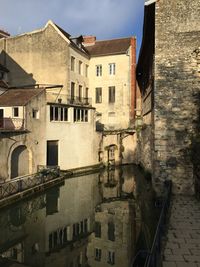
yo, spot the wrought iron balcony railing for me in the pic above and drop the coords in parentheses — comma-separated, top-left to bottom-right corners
(0, 118, 25, 131)
(67, 96, 91, 106)
(46, 92, 92, 106)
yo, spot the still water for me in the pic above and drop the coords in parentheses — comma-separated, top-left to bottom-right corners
(0, 165, 159, 267)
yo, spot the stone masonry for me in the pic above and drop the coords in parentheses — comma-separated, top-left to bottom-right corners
(153, 0, 200, 194)
(163, 195, 200, 267)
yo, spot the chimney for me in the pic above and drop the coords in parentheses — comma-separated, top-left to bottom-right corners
(0, 29, 10, 39)
(83, 36, 96, 46)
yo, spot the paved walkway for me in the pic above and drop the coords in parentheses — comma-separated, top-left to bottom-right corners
(162, 195, 200, 267)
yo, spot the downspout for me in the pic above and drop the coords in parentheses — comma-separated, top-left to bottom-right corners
(130, 37, 137, 127)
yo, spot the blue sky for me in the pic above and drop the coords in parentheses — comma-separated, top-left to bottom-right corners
(1, 0, 145, 57)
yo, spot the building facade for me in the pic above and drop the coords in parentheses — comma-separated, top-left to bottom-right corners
(0, 20, 138, 182)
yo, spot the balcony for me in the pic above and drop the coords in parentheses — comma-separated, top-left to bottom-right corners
(46, 92, 92, 106)
(0, 118, 25, 132)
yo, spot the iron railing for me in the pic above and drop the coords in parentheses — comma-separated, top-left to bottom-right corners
(0, 166, 60, 200)
(46, 92, 92, 106)
(0, 118, 25, 131)
(132, 180, 172, 267)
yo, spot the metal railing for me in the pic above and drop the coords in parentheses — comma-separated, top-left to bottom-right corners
(0, 118, 25, 131)
(132, 180, 172, 267)
(46, 92, 92, 106)
(0, 166, 60, 200)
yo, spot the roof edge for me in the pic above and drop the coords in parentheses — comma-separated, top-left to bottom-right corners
(145, 0, 157, 6)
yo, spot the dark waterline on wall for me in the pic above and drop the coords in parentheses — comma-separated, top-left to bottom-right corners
(0, 165, 160, 267)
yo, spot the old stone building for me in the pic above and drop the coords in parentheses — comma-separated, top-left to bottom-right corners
(0, 21, 100, 181)
(84, 36, 137, 166)
(0, 20, 138, 181)
(137, 0, 200, 194)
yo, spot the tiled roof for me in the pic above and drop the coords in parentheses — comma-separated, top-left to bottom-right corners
(0, 63, 9, 72)
(54, 23, 71, 39)
(53, 23, 89, 56)
(85, 37, 132, 56)
(0, 88, 45, 106)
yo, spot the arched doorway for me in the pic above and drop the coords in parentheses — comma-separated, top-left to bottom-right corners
(11, 145, 29, 178)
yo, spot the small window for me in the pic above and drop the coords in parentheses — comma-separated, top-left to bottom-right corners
(96, 87, 102, 103)
(71, 82, 75, 102)
(108, 86, 115, 103)
(0, 71, 4, 80)
(109, 63, 116, 75)
(79, 61, 82, 75)
(13, 107, 19, 117)
(78, 85, 82, 100)
(96, 65, 102, 76)
(95, 248, 101, 261)
(108, 222, 115, 241)
(95, 222, 101, 238)
(32, 109, 39, 119)
(71, 56, 75, 71)
(85, 65, 89, 77)
(108, 251, 115, 265)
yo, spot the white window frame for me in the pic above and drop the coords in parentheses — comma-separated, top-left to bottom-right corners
(96, 65, 102, 76)
(13, 107, 19, 117)
(109, 63, 116, 75)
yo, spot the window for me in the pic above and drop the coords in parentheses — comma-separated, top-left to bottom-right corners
(96, 87, 102, 103)
(95, 248, 101, 261)
(79, 61, 82, 75)
(32, 109, 39, 119)
(71, 82, 75, 101)
(108, 222, 115, 241)
(13, 107, 19, 117)
(85, 64, 89, 77)
(109, 148, 115, 159)
(50, 106, 68, 121)
(95, 222, 101, 238)
(108, 86, 115, 103)
(78, 85, 82, 100)
(84, 219, 88, 232)
(74, 108, 88, 122)
(96, 65, 102, 76)
(85, 88, 89, 104)
(109, 63, 116, 75)
(49, 227, 67, 250)
(0, 71, 4, 79)
(108, 251, 115, 265)
(71, 56, 75, 71)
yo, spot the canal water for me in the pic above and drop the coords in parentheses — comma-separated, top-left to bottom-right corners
(0, 165, 159, 267)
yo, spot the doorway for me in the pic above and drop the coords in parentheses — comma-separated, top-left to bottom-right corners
(11, 145, 29, 178)
(47, 141, 58, 166)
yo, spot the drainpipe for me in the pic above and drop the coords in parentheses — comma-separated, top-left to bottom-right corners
(130, 37, 136, 127)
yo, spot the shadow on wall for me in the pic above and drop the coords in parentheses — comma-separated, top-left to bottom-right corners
(0, 50, 36, 87)
(190, 91, 200, 198)
(152, 48, 200, 195)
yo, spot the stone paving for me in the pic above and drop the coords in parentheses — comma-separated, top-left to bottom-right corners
(162, 195, 200, 267)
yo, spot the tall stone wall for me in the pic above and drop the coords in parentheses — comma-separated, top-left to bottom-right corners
(153, 0, 200, 194)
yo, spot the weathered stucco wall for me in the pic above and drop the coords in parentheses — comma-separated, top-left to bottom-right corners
(153, 0, 200, 194)
(0, 23, 70, 90)
(89, 53, 131, 130)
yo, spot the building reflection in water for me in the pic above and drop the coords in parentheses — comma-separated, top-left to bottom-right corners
(87, 167, 141, 267)
(0, 166, 158, 267)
